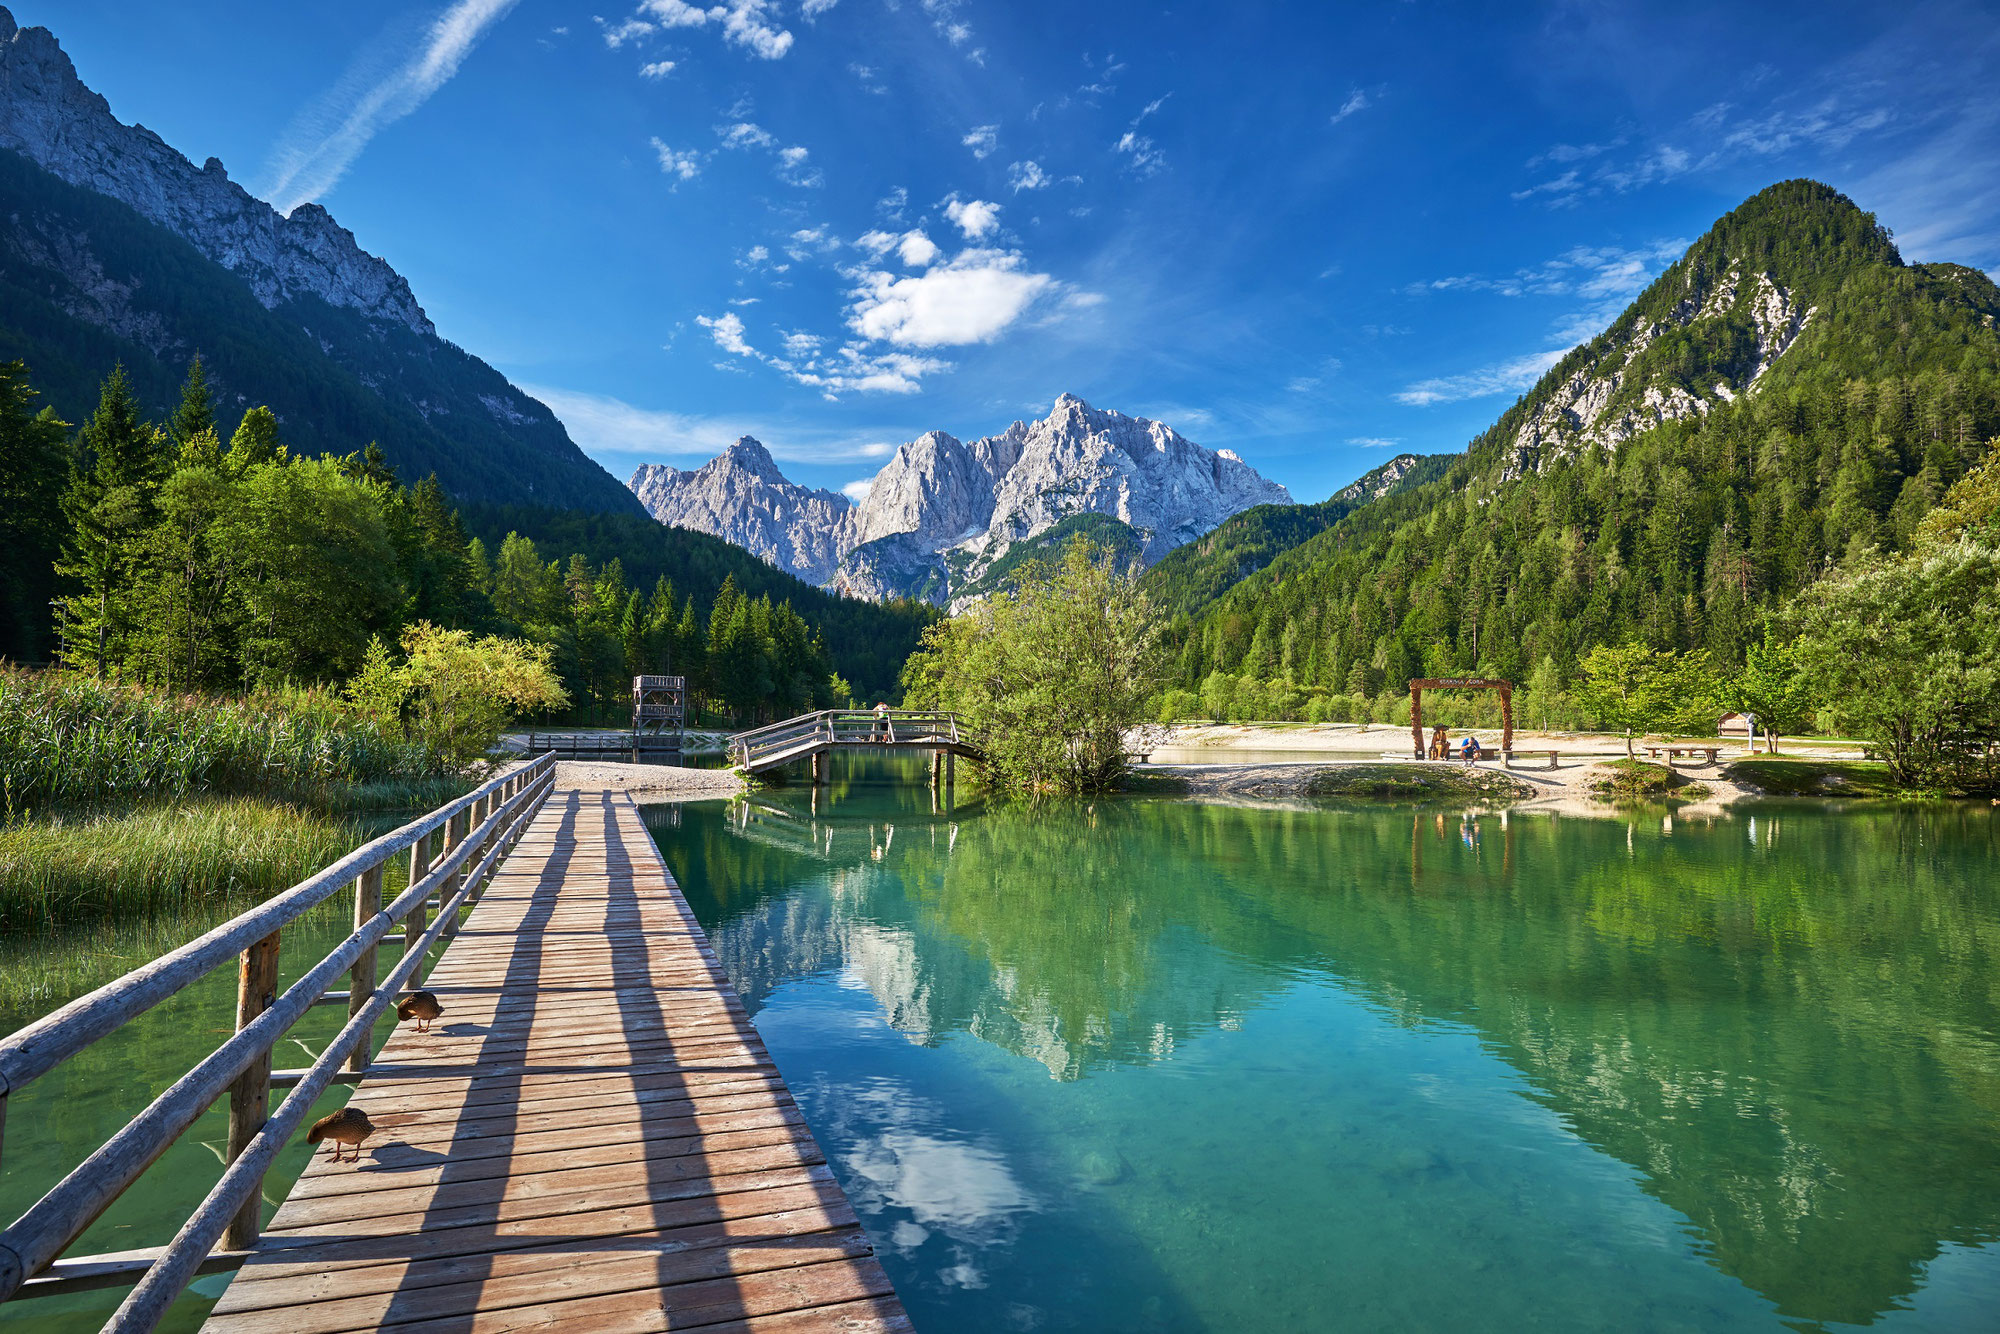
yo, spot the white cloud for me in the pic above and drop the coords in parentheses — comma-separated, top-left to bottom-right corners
(850, 62, 887, 94)
(697, 311, 755, 356)
(717, 121, 776, 149)
(783, 331, 823, 357)
(1007, 160, 1049, 191)
(897, 231, 941, 266)
(944, 197, 1001, 240)
(639, 59, 676, 79)
(740, 244, 771, 266)
(1114, 131, 1162, 175)
(1395, 349, 1569, 406)
(841, 478, 874, 503)
(262, 0, 521, 214)
(877, 185, 908, 219)
(638, 0, 793, 59)
(777, 144, 823, 186)
(1330, 89, 1369, 125)
(1347, 436, 1402, 448)
(962, 125, 999, 159)
(848, 247, 1055, 347)
(649, 136, 702, 181)
(802, 0, 840, 16)
(597, 16, 655, 47)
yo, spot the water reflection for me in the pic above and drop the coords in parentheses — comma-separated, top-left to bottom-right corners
(645, 774, 2000, 1330)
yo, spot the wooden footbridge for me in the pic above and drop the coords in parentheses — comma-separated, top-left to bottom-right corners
(0, 755, 911, 1333)
(728, 710, 981, 785)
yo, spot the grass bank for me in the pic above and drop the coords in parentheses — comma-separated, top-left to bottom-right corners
(1304, 764, 1537, 801)
(1724, 758, 1902, 797)
(1591, 759, 1711, 802)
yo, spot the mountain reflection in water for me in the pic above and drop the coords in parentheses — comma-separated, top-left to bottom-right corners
(643, 760, 2000, 1333)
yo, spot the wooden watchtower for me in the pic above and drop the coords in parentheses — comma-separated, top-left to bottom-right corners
(632, 674, 687, 739)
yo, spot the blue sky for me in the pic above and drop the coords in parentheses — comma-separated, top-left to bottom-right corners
(24, 0, 2000, 503)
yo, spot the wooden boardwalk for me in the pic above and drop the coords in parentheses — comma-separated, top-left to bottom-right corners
(202, 788, 910, 1334)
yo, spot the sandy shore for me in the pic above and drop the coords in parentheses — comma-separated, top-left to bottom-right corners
(551, 760, 744, 799)
(1143, 756, 1758, 810)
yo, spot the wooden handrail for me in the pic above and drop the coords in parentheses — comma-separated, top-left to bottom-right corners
(0, 754, 555, 1320)
(727, 710, 974, 767)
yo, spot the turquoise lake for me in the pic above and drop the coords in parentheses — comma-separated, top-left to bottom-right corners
(644, 758, 2000, 1333)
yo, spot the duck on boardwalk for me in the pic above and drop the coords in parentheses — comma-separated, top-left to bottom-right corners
(397, 989, 443, 1032)
(305, 1107, 374, 1163)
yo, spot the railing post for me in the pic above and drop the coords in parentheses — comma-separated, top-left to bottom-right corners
(223, 929, 281, 1250)
(346, 864, 383, 1075)
(440, 808, 469, 941)
(406, 829, 433, 988)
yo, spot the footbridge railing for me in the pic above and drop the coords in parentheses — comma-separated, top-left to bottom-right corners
(0, 752, 557, 1328)
(728, 709, 981, 773)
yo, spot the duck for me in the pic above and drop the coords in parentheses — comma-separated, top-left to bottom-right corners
(397, 989, 443, 1033)
(306, 1107, 375, 1163)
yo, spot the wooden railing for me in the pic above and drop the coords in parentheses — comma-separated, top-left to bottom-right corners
(0, 752, 557, 1329)
(727, 709, 975, 770)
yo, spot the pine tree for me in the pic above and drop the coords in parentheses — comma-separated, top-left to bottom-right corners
(56, 365, 166, 674)
(168, 353, 216, 448)
(0, 360, 70, 661)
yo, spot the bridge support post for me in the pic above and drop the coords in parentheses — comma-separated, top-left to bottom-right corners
(812, 751, 827, 787)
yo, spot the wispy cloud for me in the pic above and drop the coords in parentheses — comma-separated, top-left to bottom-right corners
(962, 125, 999, 159)
(262, 0, 520, 214)
(520, 383, 897, 463)
(1395, 349, 1568, 406)
(650, 136, 703, 183)
(1114, 93, 1171, 176)
(1329, 88, 1370, 125)
(1347, 436, 1402, 448)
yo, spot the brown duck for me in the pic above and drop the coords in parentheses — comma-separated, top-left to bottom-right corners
(397, 989, 443, 1032)
(306, 1107, 374, 1163)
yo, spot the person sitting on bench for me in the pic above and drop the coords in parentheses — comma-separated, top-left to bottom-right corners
(1460, 734, 1479, 765)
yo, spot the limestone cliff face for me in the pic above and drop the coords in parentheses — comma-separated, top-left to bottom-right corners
(0, 8, 430, 333)
(1501, 265, 1814, 482)
(630, 439, 860, 586)
(628, 395, 1292, 605)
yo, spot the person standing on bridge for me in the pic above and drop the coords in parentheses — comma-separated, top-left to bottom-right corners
(872, 701, 891, 743)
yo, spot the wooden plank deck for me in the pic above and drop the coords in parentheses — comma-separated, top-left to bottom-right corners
(203, 788, 910, 1334)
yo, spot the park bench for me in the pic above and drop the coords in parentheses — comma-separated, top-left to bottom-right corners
(1643, 744, 1723, 766)
(1503, 749, 1560, 770)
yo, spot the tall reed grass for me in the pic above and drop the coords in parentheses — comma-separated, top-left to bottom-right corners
(0, 798, 364, 929)
(0, 668, 435, 811)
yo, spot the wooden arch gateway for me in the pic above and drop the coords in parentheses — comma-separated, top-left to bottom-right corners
(1409, 676, 1513, 760)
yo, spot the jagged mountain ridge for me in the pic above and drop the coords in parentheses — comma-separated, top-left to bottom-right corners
(0, 8, 638, 512)
(630, 439, 860, 585)
(627, 394, 1293, 606)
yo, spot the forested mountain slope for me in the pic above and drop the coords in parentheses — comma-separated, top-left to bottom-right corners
(1140, 452, 1452, 621)
(1169, 181, 2000, 698)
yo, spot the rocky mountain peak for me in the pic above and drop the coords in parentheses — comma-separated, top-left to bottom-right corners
(0, 7, 433, 335)
(723, 435, 788, 483)
(630, 396, 1292, 606)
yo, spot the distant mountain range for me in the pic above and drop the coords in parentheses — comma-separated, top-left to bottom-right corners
(0, 7, 637, 513)
(629, 394, 1292, 606)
